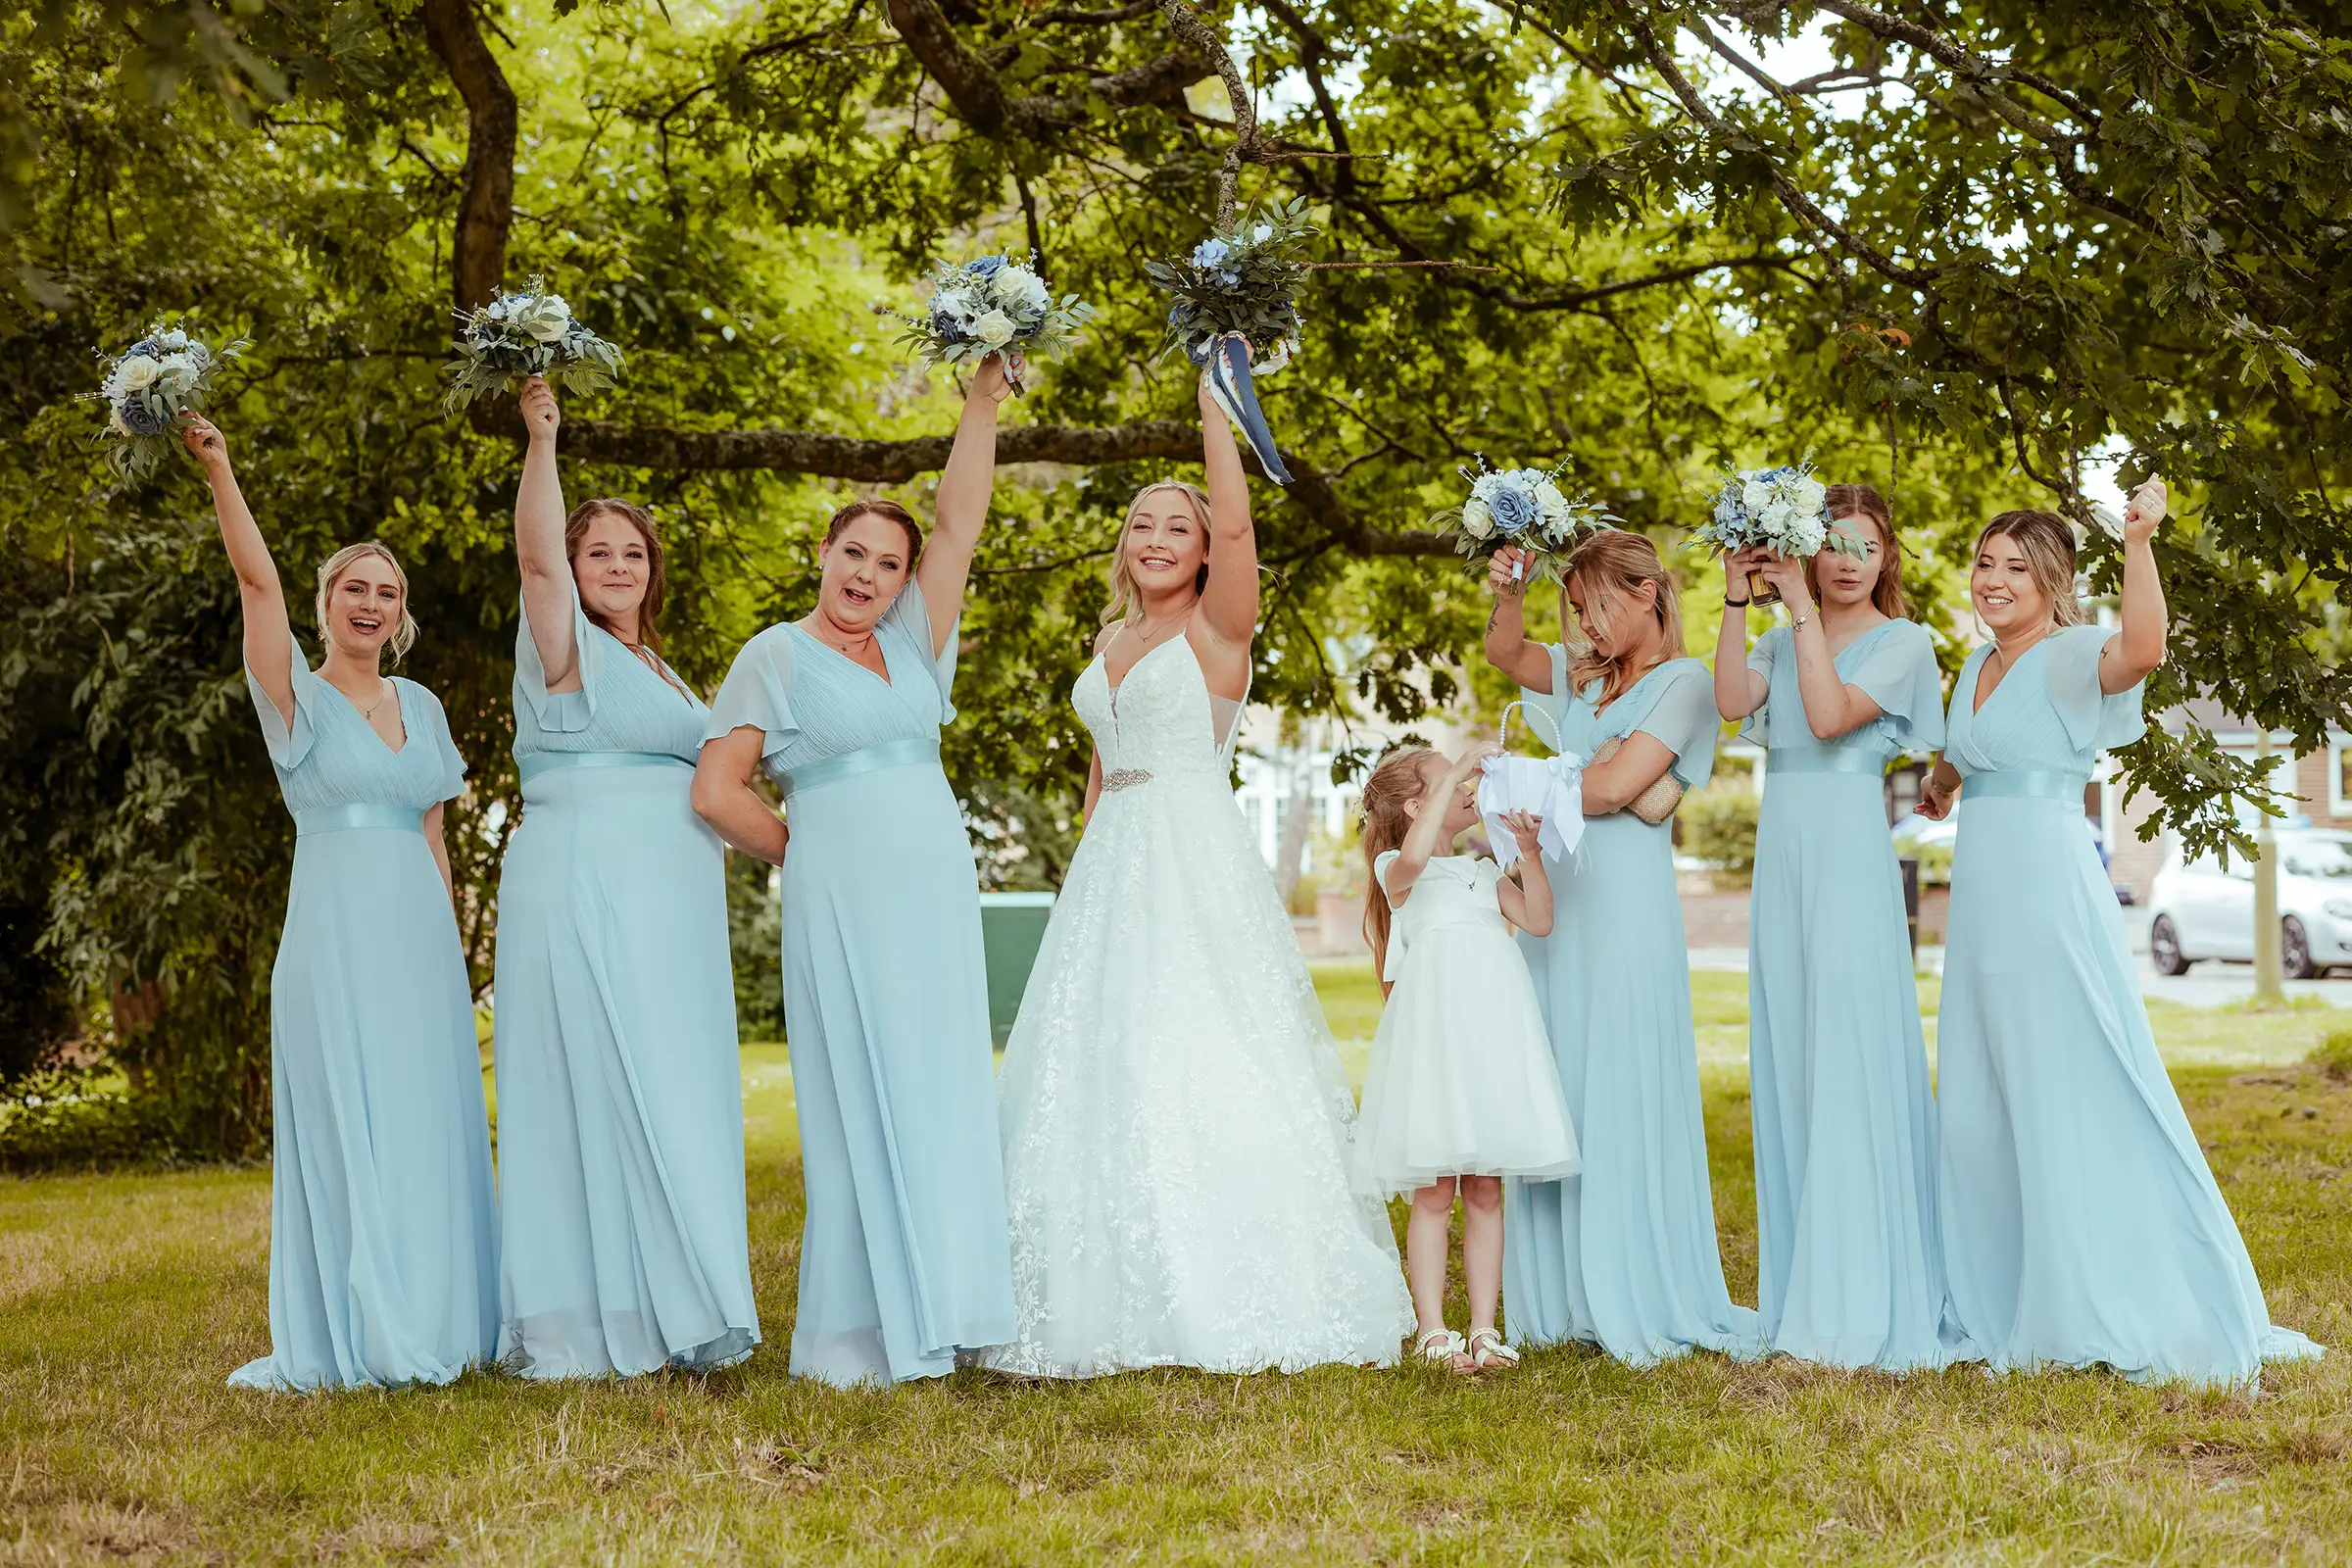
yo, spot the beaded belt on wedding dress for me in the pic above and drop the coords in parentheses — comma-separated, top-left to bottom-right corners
(1101, 768, 1153, 792)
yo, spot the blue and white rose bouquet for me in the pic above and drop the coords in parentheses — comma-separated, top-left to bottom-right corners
(1690, 455, 1855, 604)
(444, 279, 624, 412)
(1145, 198, 1317, 485)
(92, 323, 245, 479)
(1441, 456, 1618, 586)
(895, 251, 1093, 395)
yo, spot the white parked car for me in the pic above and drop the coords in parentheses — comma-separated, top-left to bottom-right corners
(2146, 829, 2352, 979)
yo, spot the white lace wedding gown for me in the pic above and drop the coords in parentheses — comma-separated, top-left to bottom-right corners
(985, 635, 1415, 1378)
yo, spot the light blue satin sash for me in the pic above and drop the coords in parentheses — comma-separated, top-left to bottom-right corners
(779, 736, 942, 801)
(1961, 769, 2089, 804)
(1768, 749, 1888, 777)
(516, 750, 694, 783)
(296, 803, 424, 836)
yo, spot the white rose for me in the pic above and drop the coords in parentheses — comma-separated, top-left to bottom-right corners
(971, 310, 1017, 350)
(156, 352, 199, 394)
(113, 355, 161, 392)
(519, 297, 572, 343)
(1534, 480, 1569, 521)
(1793, 475, 1827, 514)
(1461, 497, 1495, 540)
(990, 267, 1049, 313)
(1742, 478, 1773, 514)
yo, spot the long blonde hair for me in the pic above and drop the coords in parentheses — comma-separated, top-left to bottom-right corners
(1973, 510, 2082, 627)
(315, 541, 418, 662)
(1358, 746, 1438, 995)
(1562, 529, 1681, 701)
(1100, 480, 1212, 626)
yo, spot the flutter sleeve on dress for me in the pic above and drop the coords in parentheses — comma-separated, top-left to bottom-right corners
(245, 638, 323, 771)
(2044, 621, 2147, 752)
(1736, 626, 1786, 748)
(703, 626, 802, 767)
(1629, 662, 1723, 791)
(419, 687, 470, 803)
(1846, 619, 1947, 752)
(883, 573, 958, 726)
(514, 581, 598, 734)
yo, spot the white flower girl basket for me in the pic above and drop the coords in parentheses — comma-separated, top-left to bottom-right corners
(1478, 701, 1588, 871)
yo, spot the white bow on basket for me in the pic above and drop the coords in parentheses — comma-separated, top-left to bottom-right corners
(1477, 700, 1588, 872)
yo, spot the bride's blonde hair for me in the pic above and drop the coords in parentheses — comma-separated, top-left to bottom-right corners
(1101, 480, 1213, 626)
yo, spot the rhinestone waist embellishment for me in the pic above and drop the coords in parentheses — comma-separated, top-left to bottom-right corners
(1102, 768, 1153, 793)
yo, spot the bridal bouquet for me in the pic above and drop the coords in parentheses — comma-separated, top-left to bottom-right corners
(1145, 198, 1316, 484)
(1441, 456, 1617, 588)
(92, 323, 246, 480)
(895, 252, 1093, 395)
(1690, 455, 1856, 605)
(443, 279, 624, 412)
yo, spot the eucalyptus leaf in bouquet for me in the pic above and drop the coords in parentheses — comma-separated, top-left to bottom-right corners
(444, 278, 624, 412)
(1146, 198, 1317, 485)
(1438, 456, 1618, 587)
(893, 251, 1093, 395)
(90, 323, 247, 480)
(1690, 454, 1856, 605)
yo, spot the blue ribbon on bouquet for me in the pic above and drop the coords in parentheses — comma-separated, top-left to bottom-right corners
(1185, 331, 1293, 486)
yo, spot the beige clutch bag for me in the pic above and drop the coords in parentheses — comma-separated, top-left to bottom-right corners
(1590, 735, 1686, 825)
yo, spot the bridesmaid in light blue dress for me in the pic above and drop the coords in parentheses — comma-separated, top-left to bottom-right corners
(489, 378, 759, 1378)
(1922, 491, 2320, 1385)
(1484, 530, 1763, 1365)
(695, 356, 1015, 1385)
(1714, 487, 1970, 1370)
(185, 415, 498, 1391)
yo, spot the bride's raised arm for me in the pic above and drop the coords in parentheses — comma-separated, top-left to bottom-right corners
(912, 353, 1011, 659)
(1195, 367, 1258, 653)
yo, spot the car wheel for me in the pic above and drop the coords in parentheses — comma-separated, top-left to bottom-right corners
(2151, 915, 2190, 976)
(2282, 917, 2318, 981)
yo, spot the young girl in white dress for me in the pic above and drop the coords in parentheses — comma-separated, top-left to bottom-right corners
(1356, 744, 1582, 1373)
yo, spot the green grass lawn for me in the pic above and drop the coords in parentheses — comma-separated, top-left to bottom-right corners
(5, 969, 2352, 1563)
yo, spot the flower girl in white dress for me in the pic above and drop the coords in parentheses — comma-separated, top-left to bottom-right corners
(1355, 745, 1582, 1373)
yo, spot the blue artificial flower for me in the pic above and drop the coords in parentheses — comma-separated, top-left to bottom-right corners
(931, 306, 970, 342)
(1489, 483, 1538, 535)
(1216, 268, 1241, 287)
(1192, 237, 1232, 270)
(967, 255, 1008, 280)
(119, 395, 171, 437)
(127, 340, 159, 360)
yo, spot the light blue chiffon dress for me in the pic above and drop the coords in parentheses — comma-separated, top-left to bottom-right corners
(1504, 651, 1765, 1365)
(1743, 619, 1971, 1369)
(492, 581, 760, 1378)
(1936, 623, 2322, 1384)
(230, 643, 498, 1391)
(705, 578, 1015, 1385)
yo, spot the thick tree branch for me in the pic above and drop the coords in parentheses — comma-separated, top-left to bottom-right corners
(547, 415, 1449, 556)
(1155, 0, 1255, 223)
(889, 0, 1209, 139)
(419, 0, 515, 312)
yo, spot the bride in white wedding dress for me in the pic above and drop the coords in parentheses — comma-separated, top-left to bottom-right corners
(985, 368, 1414, 1379)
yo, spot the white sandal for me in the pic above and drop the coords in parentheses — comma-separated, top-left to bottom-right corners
(1415, 1327, 1472, 1374)
(1465, 1327, 1519, 1372)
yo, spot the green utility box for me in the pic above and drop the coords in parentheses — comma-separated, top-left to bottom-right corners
(977, 892, 1056, 1048)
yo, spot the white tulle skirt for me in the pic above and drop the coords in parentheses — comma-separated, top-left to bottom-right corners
(986, 772, 1415, 1378)
(1353, 924, 1581, 1198)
